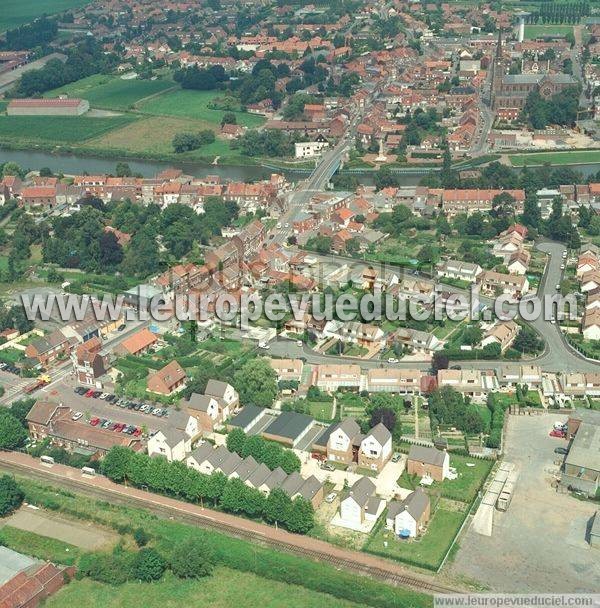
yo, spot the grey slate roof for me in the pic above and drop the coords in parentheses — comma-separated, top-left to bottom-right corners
(280, 471, 304, 496)
(297, 475, 322, 501)
(186, 393, 215, 413)
(262, 467, 288, 491)
(387, 488, 430, 521)
(228, 404, 264, 429)
(366, 422, 392, 446)
(344, 476, 376, 508)
(219, 451, 243, 476)
(205, 379, 231, 399)
(264, 410, 313, 441)
(234, 455, 259, 482)
(408, 445, 447, 467)
(246, 463, 271, 488)
(188, 442, 214, 464)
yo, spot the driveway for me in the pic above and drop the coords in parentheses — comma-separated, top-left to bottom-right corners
(450, 413, 600, 592)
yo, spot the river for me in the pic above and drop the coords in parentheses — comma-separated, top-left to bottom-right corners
(2, 148, 600, 185)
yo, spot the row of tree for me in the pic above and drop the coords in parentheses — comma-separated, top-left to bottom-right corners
(101, 446, 314, 534)
(428, 386, 488, 435)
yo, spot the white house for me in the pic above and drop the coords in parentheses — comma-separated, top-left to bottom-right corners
(358, 423, 392, 472)
(338, 477, 385, 530)
(436, 260, 482, 283)
(386, 488, 431, 537)
(205, 379, 239, 417)
(294, 135, 330, 158)
(147, 429, 189, 462)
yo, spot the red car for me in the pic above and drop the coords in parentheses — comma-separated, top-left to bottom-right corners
(85, 389, 95, 398)
(132, 428, 142, 437)
(90, 417, 100, 426)
(549, 429, 566, 438)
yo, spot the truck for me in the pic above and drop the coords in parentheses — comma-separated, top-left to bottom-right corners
(23, 374, 51, 394)
(496, 481, 514, 511)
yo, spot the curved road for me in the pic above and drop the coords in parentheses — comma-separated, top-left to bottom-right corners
(269, 241, 599, 373)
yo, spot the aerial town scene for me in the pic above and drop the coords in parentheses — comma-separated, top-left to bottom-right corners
(0, 0, 598, 606)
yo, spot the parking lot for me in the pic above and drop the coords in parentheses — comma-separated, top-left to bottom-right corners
(40, 379, 173, 437)
(450, 414, 600, 592)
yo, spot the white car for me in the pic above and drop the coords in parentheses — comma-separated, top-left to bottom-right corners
(71, 411, 83, 421)
(555, 284, 561, 291)
(284, 223, 290, 228)
(258, 341, 270, 350)
(296, 340, 303, 347)
(325, 492, 337, 503)
(100, 392, 109, 400)
(387, 357, 399, 363)
(560, 264, 565, 270)
(276, 223, 281, 228)
(562, 251, 567, 258)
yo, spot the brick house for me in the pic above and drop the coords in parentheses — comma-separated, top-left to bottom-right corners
(147, 360, 187, 396)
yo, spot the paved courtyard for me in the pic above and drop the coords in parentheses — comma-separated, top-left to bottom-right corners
(450, 413, 600, 592)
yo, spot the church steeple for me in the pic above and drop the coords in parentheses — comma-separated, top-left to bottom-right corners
(496, 27, 502, 60)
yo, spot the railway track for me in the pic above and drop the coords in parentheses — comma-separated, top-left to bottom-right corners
(0, 459, 459, 596)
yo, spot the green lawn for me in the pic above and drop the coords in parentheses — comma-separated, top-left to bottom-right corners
(0, 114, 137, 144)
(0, 525, 80, 566)
(440, 454, 494, 503)
(524, 24, 573, 40)
(139, 89, 265, 128)
(509, 150, 600, 167)
(365, 508, 465, 571)
(0, 0, 90, 31)
(308, 400, 335, 421)
(46, 569, 363, 608)
(46, 75, 175, 111)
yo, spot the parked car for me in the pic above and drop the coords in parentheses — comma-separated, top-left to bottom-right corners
(90, 417, 100, 426)
(387, 357, 399, 363)
(117, 324, 126, 331)
(74, 387, 87, 395)
(391, 452, 402, 463)
(100, 393, 109, 400)
(71, 411, 83, 421)
(101, 419, 112, 429)
(554, 447, 568, 455)
(85, 389, 95, 398)
(92, 391, 102, 398)
(320, 462, 335, 471)
(549, 429, 566, 438)
(132, 428, 142, 437)
(325, 492, 337, 503)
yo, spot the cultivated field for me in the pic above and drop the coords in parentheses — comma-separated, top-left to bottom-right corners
(46, 75, 176, 111)
(0, 114, 137, 143)
(0, 0, 90, 32)
(138, 89, 266, 128)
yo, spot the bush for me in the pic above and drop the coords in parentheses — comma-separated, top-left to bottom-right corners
(77, 550, 134, 585)
(132, 548, 167, 581)
(133, 527, 150, 547)
(0, 476, 23, 517)
(171, 538, 214, 579)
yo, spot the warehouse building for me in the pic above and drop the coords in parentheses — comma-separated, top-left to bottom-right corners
(7, 98, 89, 116)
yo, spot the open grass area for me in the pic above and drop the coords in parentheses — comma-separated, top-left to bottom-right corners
(46, 568, 363, 608)
(308, 400, 335, 421)
(524, 24, 573, 40)
(0, 525, 80, 566)
(87, 115, 233, 159)
(139, 89, 265, 128)
(440, 455, 494, 503)
(365, 508, 465, 571)
(46, 75, 175, 111)
(509, 150, 600, 166)
(0, 114, 137, 144)
(0, 0, 90, 31)
(13, 477, 431, 608)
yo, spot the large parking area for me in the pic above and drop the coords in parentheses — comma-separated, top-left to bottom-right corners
(39, 379, 173, 437)
(450, 414, 600, 592)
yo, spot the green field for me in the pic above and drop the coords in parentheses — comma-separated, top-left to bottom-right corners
(0, 0, 90, 31)
(365, 508, 466, 571)
(0, 114, 137, 144)
(46, 568, 363, 608)
(0, 525, 80, 566)
(46, 75, 175, 111)
(139, 89, 266, 128)
(509, 150, 600, 167)
(524, 24, 573, 40)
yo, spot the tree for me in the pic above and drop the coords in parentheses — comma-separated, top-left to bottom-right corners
(369, 407, 397, 433)
(278, 449, 301, 474)
(132, 548, 166, 582)
(0, 475, 23, 517)
(171, 538, 214, 578)
(101, 446, 133, 482)
(221, 112, 237, 127)
(233, 358, 278, 408)
(521, 194, 541, 229)
(226, 428, 247, 454)
(0, 411, 27, 450)
(8, 398, 34, 427)
(286, 497, 314, 534)
(513, 326, 544, 354)
(262, 488, 292, 525)
(115, 162, 132, 177)
(432, 352, 449, 371)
